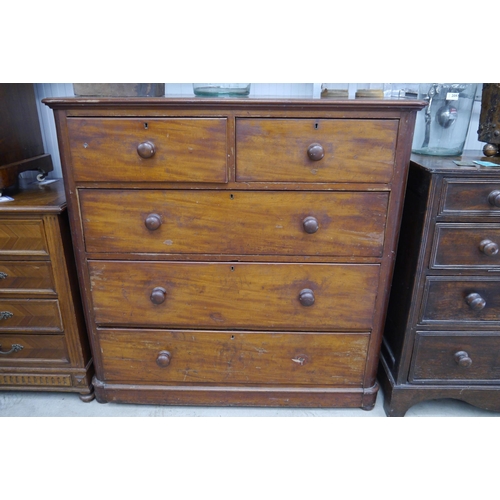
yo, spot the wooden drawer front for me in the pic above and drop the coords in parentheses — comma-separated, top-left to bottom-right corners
(80, 189, 389, 257)
(431, 224, 500, 268)
(0, 261, 55, 294)
(440, 179, 500, 215)
(0, 334, 68, 364)
(0, 299, 63, 332)
(89, 261, 380, 331)
(236, 118, 398, 183)
(410, 332, 500, 382)
(67, 118, 228, 183)
(0, 220, 48, 256)
(421, 278, 500, 324)
(98, 329, 370, 386)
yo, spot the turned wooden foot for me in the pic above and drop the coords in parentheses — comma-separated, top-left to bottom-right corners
(79, 386, 95, 403)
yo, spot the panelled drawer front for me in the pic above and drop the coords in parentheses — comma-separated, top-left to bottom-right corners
(0, 261, 56, 294)
(440, 179, 500, 216)
(0, 299, 63, 332)
(80, 189, 389, 257)
(421, 278, 500, 324)
(0, 220, 48, 256)
(0, 334, 68, 364)
(236, 118, 398, 183)
(410, 332, 500, 383)
(431, 224, 500, 268)
(98, 329, 370, 386)
(89, 261, 380, 331)
(67, 118, 228, 183)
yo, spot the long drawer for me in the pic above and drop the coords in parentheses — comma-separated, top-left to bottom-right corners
(80, 189, 389, 256)
(0, 299, 63, 332)
(89, 261, 380, 331)
(98, 329, 370, 386)
(0, 334, 68, 363)
(0, 261, 55, 294)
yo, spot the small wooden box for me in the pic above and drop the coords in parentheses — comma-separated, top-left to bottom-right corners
(73, 83, 165, 97)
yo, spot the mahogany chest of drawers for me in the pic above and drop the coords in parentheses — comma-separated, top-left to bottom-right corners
(44, 97, 424, 408)
(0, 180, 93, 400)
(380, 152, 500, 416)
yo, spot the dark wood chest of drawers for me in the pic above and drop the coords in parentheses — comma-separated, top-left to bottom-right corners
(0, 180, 93, 399)
(380, 152, 500, 416)
(44, 97, 424, 408)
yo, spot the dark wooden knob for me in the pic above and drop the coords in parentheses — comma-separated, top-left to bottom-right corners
(303, 216, 319, 234)
(454, 351, 472, 368)
(150, 287, 167, 305)
(145, 213, 162, 231)
(465, 292, 486, 311)
(488, 190, 500, 207)
(479, 239, 499, 256)
(156, 350, 172, 368)
(299, 288, 315, 306)
(137, 141, 155, 159)
(307, 143, 324, 161)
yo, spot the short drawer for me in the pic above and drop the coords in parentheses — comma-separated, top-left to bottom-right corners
(67, 118, 228, 183)
(98, 329, 370, 386)
(0, 261, 55, 295)
(0, 334, 68, 364)
(421, 277, 500, 325)
(0, 219, 48, 256)
(80, 189, 389, 257)
(431, 224, 500, 268)
(89, 261, 380, 331)
(0, 299, 63, 333)
(410, 332, 500, 383)
(440, 179, 500, 216)
(236, 118, 398, 183)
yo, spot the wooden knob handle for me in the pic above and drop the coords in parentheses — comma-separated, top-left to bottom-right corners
(454, 351, 472, 367)
(303, 216, 319, 234)
(307, 143, 324, 161)
(150, 287, 167, 305)
(299, 288, 315, 306)
(137, 141, 155, 159)
(465, 292, 486, 311)
(156, 350, 172, 368)
(479, 239, 499, 256)
(488, 190, 500, 207)
(145, 213, 162, 231)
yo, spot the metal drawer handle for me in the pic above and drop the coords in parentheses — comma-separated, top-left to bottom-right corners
(0, 343, 23, 355)
(479, 239, 499, 256)
(0, 272, 8, 279)
(465, 293, 486, 311)
(454, 351, 472, 368)
(0, 311, 13, 320)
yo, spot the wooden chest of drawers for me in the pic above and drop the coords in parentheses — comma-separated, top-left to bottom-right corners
(44, 97, 424, 408)
(0, 180, 93, 400)
(380, 152, 500, 416)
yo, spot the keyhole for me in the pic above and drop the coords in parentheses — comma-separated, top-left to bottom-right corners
(230, 266, 235, 271)
(144, 122, 148, 129)
(230, 194, 234, 200)
(314, 123, 319, 130)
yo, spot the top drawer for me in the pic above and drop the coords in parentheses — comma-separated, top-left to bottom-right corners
(236, 118, 398, 183)
(67, 118, 228, 183)
(440, 179, 500, 216)
(0, 220, 48, 257)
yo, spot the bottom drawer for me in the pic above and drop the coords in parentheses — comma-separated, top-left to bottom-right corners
(410, 332, 500, 383)
(99, 329, 370, 386)
(0, 335, 68, 364)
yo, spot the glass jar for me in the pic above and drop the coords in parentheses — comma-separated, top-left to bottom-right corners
(411, 83, 478, 156)
(193, 83, 251, 96)
(355, 83, 389, 99)
(321, 83, 349, 98)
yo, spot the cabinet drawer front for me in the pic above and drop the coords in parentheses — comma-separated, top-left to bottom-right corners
(0, 220, 48, 256)
(98, 329, 369, 386)
(0, 261, 55, 294)
(0, 334, 68, 364)
(410, 332, 500, 382)
(89, 261, 380, 331)
(80, 189, 389, 257)
(236, 118, 398, 183)
(67, 118, 228, 183)
(422, 278, 500, 324)
(440, 179, 500, 215)
(0, 299, 63, 332)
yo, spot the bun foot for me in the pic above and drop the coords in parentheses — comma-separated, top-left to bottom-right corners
(79, 386, 95, 403)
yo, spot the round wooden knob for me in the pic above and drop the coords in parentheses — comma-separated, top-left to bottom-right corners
(150, 287, 167, 305)
(454, 351, 472, 368)
(299, 288, 315, 306)
(488, 190, 500, 207)
(156, 350, 172, 368)
(479, 239, 499, 256)
(303, 216, 319, 234)
(307, 143, 324, 161)
(137, 141, 155, 159)
(465, 292, 486, 311)
(145, 213, 162, 231)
